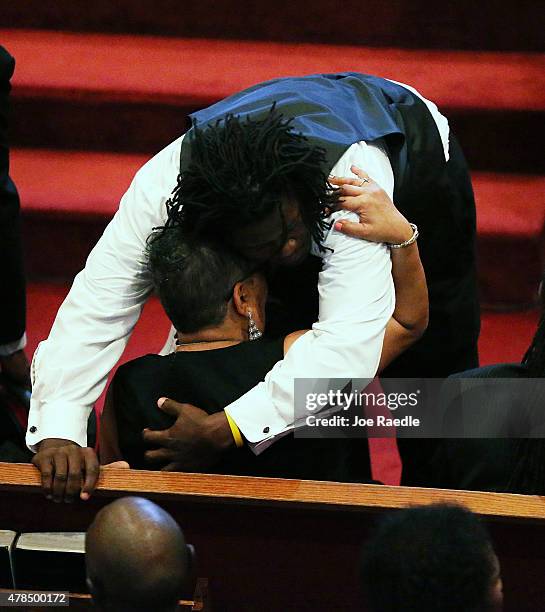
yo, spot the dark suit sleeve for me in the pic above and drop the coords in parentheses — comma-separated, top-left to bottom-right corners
(0, 46, 26, 345)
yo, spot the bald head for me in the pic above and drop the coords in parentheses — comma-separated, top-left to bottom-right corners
(86, 497, 188, 612)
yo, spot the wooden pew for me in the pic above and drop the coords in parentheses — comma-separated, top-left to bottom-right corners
(2, 462, 545, 611)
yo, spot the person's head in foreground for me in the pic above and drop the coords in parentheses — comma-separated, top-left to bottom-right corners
(360, 504, 503, 612)
(86, 496, 192, 612)
(147, 228, 268, 343)
(165, 107, 338, 267)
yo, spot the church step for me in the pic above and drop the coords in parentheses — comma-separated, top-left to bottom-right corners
(474, 173, 545, 308)
(4, 29, 545, 173)
(11, 148, 545, 306)
(13, 149, 146, 282)
(2, 1, 543, 52)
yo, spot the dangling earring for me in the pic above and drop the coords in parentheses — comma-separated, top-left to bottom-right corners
(247, 310, 262, 341)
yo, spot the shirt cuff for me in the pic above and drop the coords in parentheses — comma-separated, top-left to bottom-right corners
(26, 400, 91, 453)
(0, 333, 27, 357)
(224, 382, 293, 445)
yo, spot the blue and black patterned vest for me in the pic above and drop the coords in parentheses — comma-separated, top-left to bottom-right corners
(184, 72, 479, 376)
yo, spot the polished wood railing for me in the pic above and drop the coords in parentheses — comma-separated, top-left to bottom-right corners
(2, 462, 545, 611)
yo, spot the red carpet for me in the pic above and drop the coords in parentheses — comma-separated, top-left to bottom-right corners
(11, 149, 146, 219)
(4, 29, 545, 176)
(474, 173, 545, 306)
(4, 30, 544, 111)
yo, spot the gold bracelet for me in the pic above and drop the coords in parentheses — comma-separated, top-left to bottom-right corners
(225, 412, 244, 448)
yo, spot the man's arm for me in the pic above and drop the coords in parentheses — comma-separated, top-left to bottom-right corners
(330, 166, 429, 372)
(27, 136, 184, 452)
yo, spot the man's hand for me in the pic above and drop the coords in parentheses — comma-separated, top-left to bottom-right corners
(142, 398, 235, 472)
(0, 349, 31, 389)
(32, 439, 129, 503)
(330, 165, 413, 244)
(32, 439, 98, 503)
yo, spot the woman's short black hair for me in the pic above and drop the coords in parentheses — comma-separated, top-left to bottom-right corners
(163, 106, 338, 251)
(360, 504, 497, 612)
(146, 226, 256, 334)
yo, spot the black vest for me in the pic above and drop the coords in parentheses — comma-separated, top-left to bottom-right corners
(183, 73, 479, 376)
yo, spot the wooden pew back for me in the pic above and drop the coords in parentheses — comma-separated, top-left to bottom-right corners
(1, 463, 545, 611)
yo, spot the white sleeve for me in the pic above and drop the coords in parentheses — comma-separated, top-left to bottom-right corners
(26, 136, 184, 451)
(226, 140, 396, 446)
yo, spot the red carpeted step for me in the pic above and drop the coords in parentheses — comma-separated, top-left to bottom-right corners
(2, 0, 543, 52)
(11, 149, 148, 281)
(12, 149, 147, 220)
(26, 283, 170, 366)
(4, 29, 545, 172)
(12, 148, 545, 307)
(475, 173, 545, 307)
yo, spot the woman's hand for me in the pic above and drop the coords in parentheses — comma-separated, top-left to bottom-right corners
(330, 165, 413, 245)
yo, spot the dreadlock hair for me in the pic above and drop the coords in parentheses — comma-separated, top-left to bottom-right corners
(164, 106, 338, 251)
(506, 268, 545, 494)
(146, 225, 257, 334)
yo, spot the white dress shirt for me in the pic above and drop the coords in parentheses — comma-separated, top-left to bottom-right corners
(26, 81, 449, 451)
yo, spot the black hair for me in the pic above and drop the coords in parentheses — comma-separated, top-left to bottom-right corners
(521, 268, 545, 377)
(506, 269, 545, 494)
(146, 225, 257, 334)
(163, 106, 337, 251)
(360, 504, 498, 612)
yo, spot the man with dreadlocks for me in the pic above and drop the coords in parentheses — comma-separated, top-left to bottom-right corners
(28, 72, 478, 501)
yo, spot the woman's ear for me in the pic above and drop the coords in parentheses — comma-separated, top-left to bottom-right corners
(232, 278, 253, 317)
